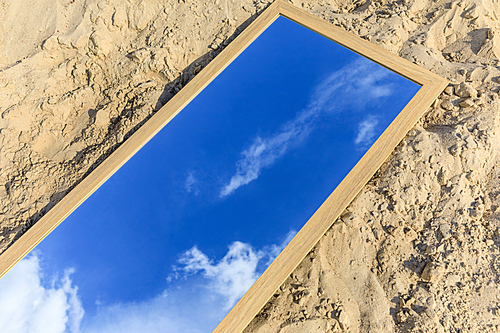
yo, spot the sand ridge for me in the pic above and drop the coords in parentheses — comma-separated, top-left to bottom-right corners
(2, 0, 500, 332)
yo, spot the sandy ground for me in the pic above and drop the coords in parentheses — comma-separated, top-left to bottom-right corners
(2, 0, 500, 332)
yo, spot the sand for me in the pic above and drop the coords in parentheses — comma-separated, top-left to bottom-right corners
(2, 0, 500, 331)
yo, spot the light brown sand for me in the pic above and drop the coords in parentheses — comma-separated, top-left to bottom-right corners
(2, 0, 500, 332)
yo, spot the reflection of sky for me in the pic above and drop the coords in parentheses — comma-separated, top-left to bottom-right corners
(0, 17, 420, 333)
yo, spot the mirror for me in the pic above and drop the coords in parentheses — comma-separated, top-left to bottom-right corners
(0, 3, 445, 332)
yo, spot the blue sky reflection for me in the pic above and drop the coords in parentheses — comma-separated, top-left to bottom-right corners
(0, 17, 420, 333)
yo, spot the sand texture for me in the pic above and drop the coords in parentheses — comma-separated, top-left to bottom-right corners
(2, 0, 500, 331)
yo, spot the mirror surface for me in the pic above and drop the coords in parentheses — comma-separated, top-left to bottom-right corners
(0, 17, 420, 333)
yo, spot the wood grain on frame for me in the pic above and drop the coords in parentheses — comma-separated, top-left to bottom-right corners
(0, 1, 448, 332)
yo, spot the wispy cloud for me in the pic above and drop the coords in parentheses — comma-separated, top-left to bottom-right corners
(220, 58, 395, 197)
(355, 115, 379, 148)
(261, 229, 297, 266)
(0, 253, 83, 333)
(184, 172, 198, 195)
(219, 122, 314, 197)
(83, 291, 222, 333)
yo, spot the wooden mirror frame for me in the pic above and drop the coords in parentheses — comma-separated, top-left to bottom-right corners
(0, 1, 447, 332)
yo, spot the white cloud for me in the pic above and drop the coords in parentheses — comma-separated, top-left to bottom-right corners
(0, 251, 241, 333)
(178, 242, 262, 309)
(220, 58, 395, 197)
(176, 230, 296, 309)
(0, 253, 84, 333)
(355, 115, 379, 148)
(0, 231, 296, 333)
(85, 232, 296, 332)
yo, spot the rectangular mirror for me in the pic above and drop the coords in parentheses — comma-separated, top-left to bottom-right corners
(0, 2, 446, 332)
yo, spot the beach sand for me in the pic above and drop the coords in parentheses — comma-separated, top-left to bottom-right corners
(2, 0, 500, 331)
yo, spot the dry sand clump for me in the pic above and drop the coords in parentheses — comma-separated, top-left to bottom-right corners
(2, 0, 500, 332)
